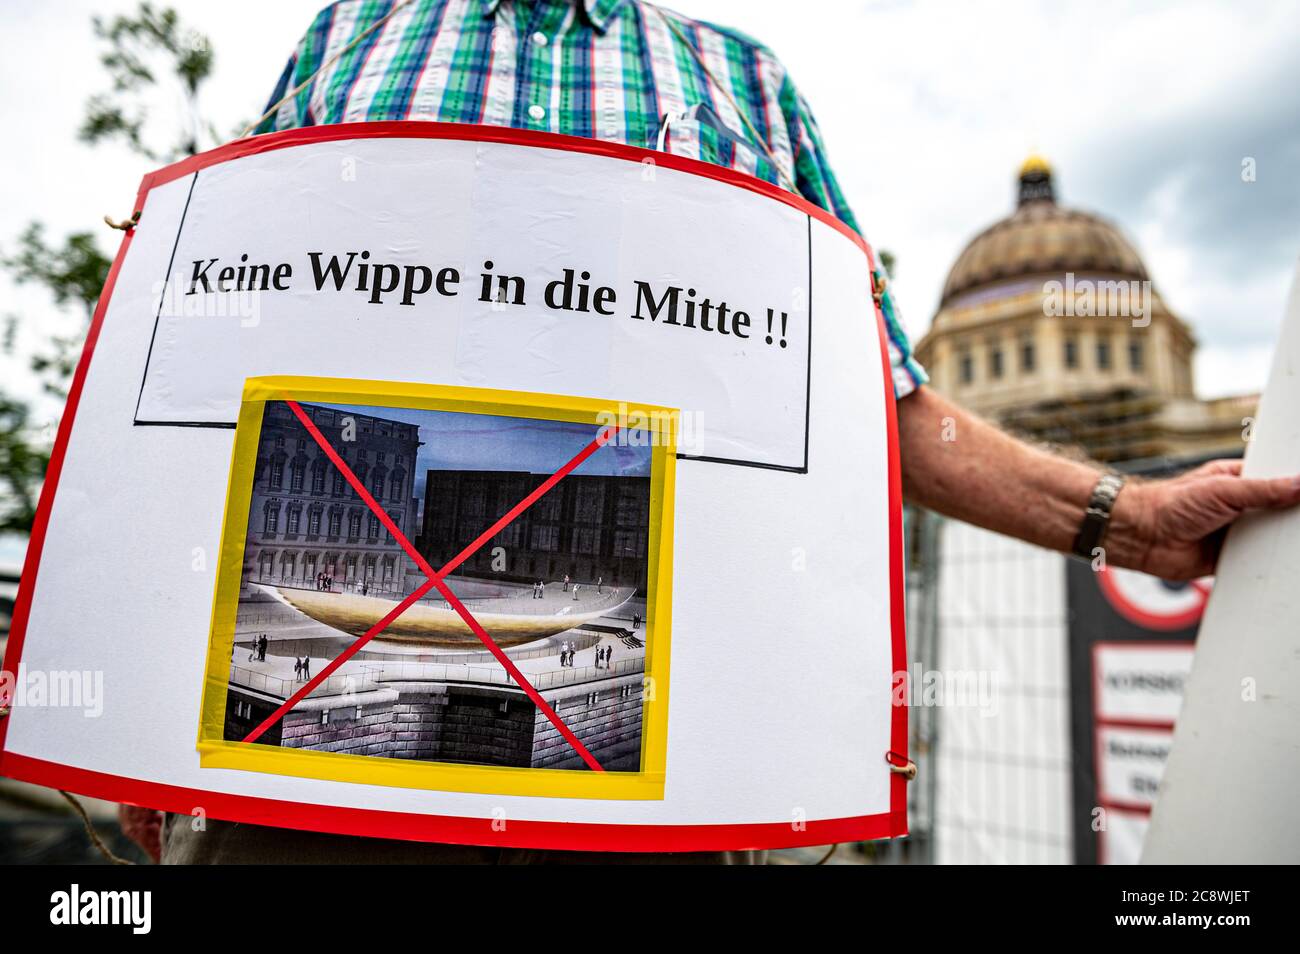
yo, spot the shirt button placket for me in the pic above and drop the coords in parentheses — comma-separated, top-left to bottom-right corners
(520, 18, 552, 128)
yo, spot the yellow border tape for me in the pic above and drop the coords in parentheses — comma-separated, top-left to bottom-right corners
(196, 376, 675, 801)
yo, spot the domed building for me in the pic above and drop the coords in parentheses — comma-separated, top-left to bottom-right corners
(915, 157, 1253, 463)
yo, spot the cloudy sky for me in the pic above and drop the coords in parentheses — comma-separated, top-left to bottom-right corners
(2, 0, 1297, 417)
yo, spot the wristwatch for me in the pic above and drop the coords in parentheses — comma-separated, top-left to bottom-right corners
(1072, 472, 1126, 561)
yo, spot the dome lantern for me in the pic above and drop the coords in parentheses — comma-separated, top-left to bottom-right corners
(1017, 153, 1055, 206)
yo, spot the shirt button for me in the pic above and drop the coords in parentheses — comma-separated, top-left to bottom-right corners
(528, 104, 546, 121)
(532, 31, 548, 46)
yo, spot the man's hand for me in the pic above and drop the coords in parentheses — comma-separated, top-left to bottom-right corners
(117, 804, 163, 862)
(1114, 459, 1300, 580)
(898, 386, 1300, 578)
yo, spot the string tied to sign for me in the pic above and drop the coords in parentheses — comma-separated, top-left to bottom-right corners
(886, 750, 917, 780)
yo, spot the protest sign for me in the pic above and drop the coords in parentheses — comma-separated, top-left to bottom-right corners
(0, 123, 905, 849)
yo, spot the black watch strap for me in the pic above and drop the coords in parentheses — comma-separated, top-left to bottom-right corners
(1072, 473, 1126, 560)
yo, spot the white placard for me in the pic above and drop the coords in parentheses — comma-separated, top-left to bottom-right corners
(1101, 806, 1149, 866)
(1094, 643, 1194, 725)
(135, 137, 812, 472)
(0, 126, 904, 850)
(1097, 725, 1173, 809)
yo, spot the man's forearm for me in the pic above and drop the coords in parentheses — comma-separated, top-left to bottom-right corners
(896, 386, 1150, 567)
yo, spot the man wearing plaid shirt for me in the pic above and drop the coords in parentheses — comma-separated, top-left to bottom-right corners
(133, 0, 1300, 865)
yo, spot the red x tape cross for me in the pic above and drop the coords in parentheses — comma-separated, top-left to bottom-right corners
(241, 399, 622, 773)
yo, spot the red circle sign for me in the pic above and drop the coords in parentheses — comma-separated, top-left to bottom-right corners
(1095, 565, 1212, 632)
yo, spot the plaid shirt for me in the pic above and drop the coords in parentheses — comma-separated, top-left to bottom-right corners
(259, 0, 926, 397)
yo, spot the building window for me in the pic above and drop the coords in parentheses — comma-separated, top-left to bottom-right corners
(530, 524, 560, 551)
(274, 435, 285, 449)
(311, 464, 325, 494)
(286, 507, 301, 534)
(497, 521, 523, 548)
(370, 470, 385, 500)
(572, 527, 600, 555)
(290, 461, 304, 491)
(390, 471, 404, 500)
(1096, 336, 1112, 370)
(308, 509, 321, 536)
(328, 510, 342, 537)
(367, 513, 380, 539)
(988, 342, 1004, 379)
(263, 504, 279, 535)
(270, 459, 283, 488)
(348, 512, 362, 538)
(958, 349, 973, 385)
(613, 529, 641, 557)
(1129, 338, 1144, 371)
(1020, 336, 1035, 372)
(332, 472, 345, 497)
(575, 485, 605, 521)
(1064, 336, 1079, 369)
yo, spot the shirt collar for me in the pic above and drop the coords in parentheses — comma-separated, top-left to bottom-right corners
(481, 0, 627, 34)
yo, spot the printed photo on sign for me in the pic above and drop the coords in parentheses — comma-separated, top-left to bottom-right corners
(197, 379, 677, 800)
